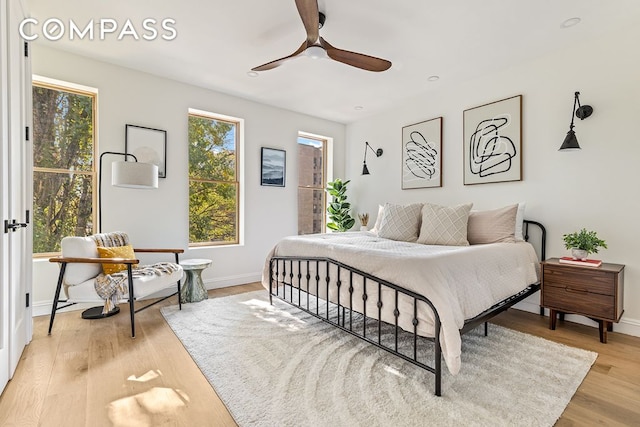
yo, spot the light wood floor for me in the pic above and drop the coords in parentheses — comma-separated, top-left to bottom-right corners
(0, 283, 638, 426)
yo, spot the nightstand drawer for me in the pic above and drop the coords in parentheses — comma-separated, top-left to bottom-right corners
(543, 285, 615, 320)
(542, 265, 614, 295)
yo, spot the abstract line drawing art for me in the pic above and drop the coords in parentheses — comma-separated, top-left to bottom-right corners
(402, 117, 442, 189)
(463, 95, 522, 185)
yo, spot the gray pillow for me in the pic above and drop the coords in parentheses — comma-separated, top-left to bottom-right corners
(377, 203, 423, 242)
(417, 203, 473, 246)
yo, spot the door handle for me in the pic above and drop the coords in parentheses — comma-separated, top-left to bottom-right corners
(4, 219, 28, 233)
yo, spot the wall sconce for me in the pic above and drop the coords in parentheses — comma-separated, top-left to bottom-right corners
(559, 91, 593, 151)
(362, 141, 383, 175)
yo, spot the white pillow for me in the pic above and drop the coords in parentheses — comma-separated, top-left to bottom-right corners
(417, 203, 473, 246)
(515, 202, 526, 241)
(61, 236, 101, 285)
(377, 203, 423, 242)
(370, 204, 385, 235)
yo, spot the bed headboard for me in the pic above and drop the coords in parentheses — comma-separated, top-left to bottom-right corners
(523, 220, 546, 261)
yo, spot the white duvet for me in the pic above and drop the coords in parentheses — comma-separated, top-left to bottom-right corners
(262, 231, 539, 375)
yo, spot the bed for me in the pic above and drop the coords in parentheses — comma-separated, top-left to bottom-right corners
(262, 215, 546, 396)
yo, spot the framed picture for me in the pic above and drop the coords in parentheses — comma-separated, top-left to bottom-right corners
(125, 124, 167, 178)
(463, 95, 522, 185)
(261, 147, 286, 187)
(402, 117, 443, 189)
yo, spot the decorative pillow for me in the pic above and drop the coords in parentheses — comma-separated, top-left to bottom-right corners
(61, 236, 101, 285)
(515, 202, 526, 241)
(370, 204, 385, 235)
(417, 203, 473, 246)
(467, 204, 518, 244)
(97, 245, 138, 275)
(377, 203, 423, 242)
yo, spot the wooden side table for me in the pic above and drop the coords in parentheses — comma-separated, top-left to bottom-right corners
(180, 259, 212, 303)
(541, 258, 624, 343)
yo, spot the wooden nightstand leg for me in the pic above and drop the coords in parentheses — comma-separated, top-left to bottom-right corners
(549, 309, 557, 330)
(599, 321, 608, 343)
(607, 322, 613, 332)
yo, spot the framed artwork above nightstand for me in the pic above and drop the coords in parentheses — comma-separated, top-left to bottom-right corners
(541, 258, 624, 343)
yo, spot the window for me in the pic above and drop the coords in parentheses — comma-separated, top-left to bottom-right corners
(188, 110, 240, 246)
(297, 135, 326, 235)
(32, 80, 97, 255)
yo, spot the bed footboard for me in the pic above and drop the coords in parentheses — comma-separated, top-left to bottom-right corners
(269, 256, 443, 396)
(268, 220, 546, 397)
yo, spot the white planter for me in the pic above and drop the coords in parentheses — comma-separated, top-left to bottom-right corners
(571, 248, 589, 260)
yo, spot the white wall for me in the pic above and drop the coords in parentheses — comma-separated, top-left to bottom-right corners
(345, 21, 640, 336)
(31, 45, 345, 315)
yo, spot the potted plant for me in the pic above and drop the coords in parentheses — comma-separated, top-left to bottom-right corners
(326, 178, 355, 232)
(562, 228, 607, 260)
(358, 213, 369, 231)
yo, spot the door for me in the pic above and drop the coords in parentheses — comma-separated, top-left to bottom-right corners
(0, 0, 32, 395)
(0, 0, 10, 394)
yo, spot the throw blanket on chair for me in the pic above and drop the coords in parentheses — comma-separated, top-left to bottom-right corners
(91, 231, 130, 248)
(95, 262, 180, 314)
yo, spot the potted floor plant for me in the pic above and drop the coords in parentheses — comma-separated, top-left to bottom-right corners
(562, 228, 607, 260)
(326, 178, 355, 232)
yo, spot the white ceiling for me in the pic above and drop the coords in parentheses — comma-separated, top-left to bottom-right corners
(26, 0, 640, 124)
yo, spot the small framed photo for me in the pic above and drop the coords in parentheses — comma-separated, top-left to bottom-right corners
(261, 147, 286, 187)
(125, 124, 167, 178)
(402, 117, 443, 189)
(463, 95, 522, 185)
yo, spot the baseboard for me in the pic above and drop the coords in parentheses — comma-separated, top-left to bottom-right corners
(204, 272, 262, 290)
(513, 300, 640, 338)
(36, 275, 640, 339)
(32, 272, 263, 318)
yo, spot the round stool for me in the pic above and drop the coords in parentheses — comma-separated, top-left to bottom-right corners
(180, 258, 212, 303)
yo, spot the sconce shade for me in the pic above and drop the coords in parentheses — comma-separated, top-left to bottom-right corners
(559, 129, 580, 151)
(362, 163, 370, 175)
(112, 161, 159, 189)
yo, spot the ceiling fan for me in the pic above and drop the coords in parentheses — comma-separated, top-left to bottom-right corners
(252, 0, 392, 72)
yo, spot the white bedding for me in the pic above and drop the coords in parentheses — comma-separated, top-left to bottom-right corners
(262, 231, 539, 375)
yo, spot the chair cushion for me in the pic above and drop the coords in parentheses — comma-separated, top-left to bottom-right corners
(96, 245, 138, 274)
(61, 236, 101, 285)
(65, 265, 183, 302)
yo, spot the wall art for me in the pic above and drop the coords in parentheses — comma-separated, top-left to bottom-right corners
(463, 95, 522, 185)
(261, 147, 286, 187)
(402, 116, 443, 189)
(125, 124, 167, 178)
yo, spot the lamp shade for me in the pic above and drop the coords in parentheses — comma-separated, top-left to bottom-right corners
(559, 129, 581, 151)
(112, 161, 158, 188)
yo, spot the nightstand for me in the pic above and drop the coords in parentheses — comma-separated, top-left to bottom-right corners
(541, 258, 624, 343)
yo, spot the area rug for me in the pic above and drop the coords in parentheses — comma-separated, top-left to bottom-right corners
(161, 291, 597, 427)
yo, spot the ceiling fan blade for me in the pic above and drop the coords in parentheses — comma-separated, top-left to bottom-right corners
(252, 40, 308, 72)
(295, 0, 319, 44)
(320, 37, 392, 72)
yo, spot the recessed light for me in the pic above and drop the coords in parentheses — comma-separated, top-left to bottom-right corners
(354, 106, 364, 111)
(561, 17, 581, 29)
(247, 71, 259, 77)
(427, 75, 440, 82)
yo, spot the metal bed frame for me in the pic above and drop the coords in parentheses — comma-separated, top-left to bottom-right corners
(268, 220, 546, 396)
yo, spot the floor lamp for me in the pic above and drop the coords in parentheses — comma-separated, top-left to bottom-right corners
(83, 151, 159, 320)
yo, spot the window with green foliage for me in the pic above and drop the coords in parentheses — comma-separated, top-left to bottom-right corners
(32, 81, 96, 255)
(297, 135, 326, 234)
(188, 112, 239, 245)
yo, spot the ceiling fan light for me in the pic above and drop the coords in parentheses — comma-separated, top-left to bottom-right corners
(305, 45, 327, 60)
